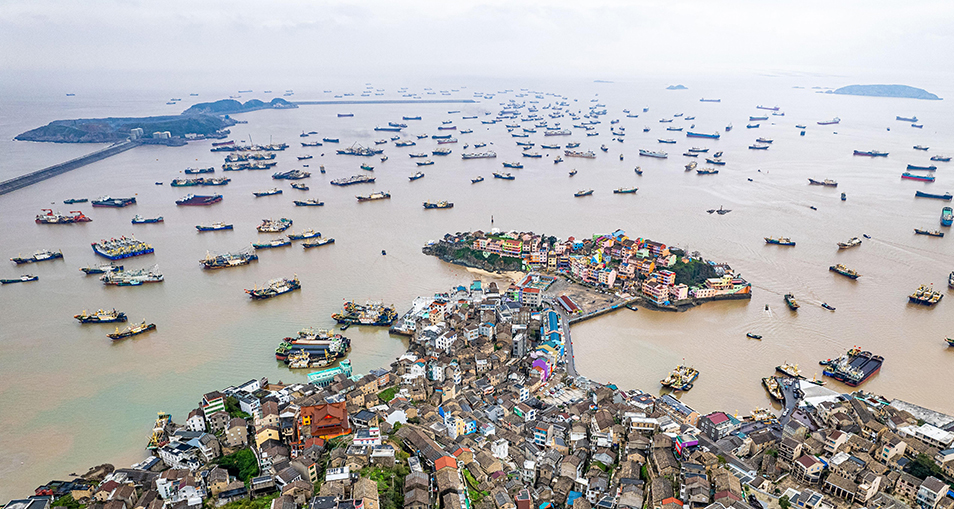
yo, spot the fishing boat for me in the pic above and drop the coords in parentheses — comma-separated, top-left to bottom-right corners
(493, 172, 515, 180)
(819, 348, 883, 386)
(35, 209, 92, 224)
(765, 237, 796, 246)
(638, 149, 667, 158)
(565, 150, 597, 158)
(303, 237, 335, 248)
(821, 303, 836, 311)
(841, 193, 847, 201)
(252, 238, 291, 249)
(762, 377, 784, 401)
(75, 309, 127, 323)
(705, 158, 726, 166)
(660, 365, 699, 391)
(941, 207, 953, 227)
(471, 176, 484, 184)
(817, 117, 841, 125)
(685, 161, 698, 172)
(909, 284, 943, 305)
(107, 321, 156, 340)
(176, 194, 222, 206)
(272, 170, 310, 180)
(569, 170, 578, 176)
(746, 124, 760, 129)
(409, 172, 425, 181)
(288, 229, 321, 240)
(461, 151, 497, 159)
(784, 293, 800, 310)
(553, 156, 564, 163)
(131, 215, 163, 224)
(92, 196, 136, 208)
(746, 333, 762, 340)
(749, 144, 769, 150)
(897, 116, 918, 122)
(931, 155, 952, 162)
(808, 178, 838, 187)
(323, 138, 340, 143)
(634, 167, 643, 175)
(356, 192, 391, 202)
(196, 222, 233, 231)
(200, 248, 258, 269)
(416, 160, 435, 166)
(902, 172, 935, 182)
(246, 276, 301, 300)
(502, 162, 524, 169)
(914, 228, 944, 237)
(360, 163, 374, 172)
(332, 301, 398, 326)
(1, 274, 38, 284)
(11, 249, 64, 264)
(914, 145, 929, 151)
(915, 191, 953, 201)
(63, 198, 88, 204)
(697, 168, 719, 175)
(574, 189, 594, 197)
(423, 201, 454, 209)
(853, 150, 889, 157)
(776, 363, 804, 379)
(837, 237, 862, 249)
(100, 265, 163, 286)
(829, 264, 860, 279)
(257, 218, 293, 232)
(614, 187, 638, 194)
(80, 263, 122, 275)
(683, 152, 698, 157)
(658, 138, 676, 144)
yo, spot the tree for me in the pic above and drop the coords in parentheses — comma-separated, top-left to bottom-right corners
(779, 495, 791, 509)
(215, 448, 259, 482)
(909, 453, 942, 480)
(225, 397, 251, 420)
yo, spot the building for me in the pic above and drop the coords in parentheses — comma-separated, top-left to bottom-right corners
(916, 477, 948, 509)
(698, 412, 739, 441)
(299, 402, 351, 441)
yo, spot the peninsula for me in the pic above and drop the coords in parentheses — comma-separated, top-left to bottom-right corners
(829, 84, 942, 100)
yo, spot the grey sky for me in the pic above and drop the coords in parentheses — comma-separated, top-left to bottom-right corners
(1, 0, 951, 79)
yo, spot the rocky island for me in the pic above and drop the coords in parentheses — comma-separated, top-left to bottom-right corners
(829, 84, 941, 100)
(666, 84, 688, 90)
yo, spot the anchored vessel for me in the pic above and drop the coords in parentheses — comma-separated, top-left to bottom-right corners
(107, 321, 156, 340)
(332, 301, 398, 326)
(275, 328, 351, 366)
(196, 222, 233, 231)
(176, 194, 222, 206)
(200, 248, 258, 269)
(100, 266, 163, 286)
(246, 276, 301, 299)
(829, 264, 860, 279)
(35, 209, 91, 224)
(819, 347, 883, 386)
(765, 237, 796, 246)
(909, 284, 943, 305)
(11, 249, 63, 264)
(91, 237, 154, 260)
(75, 309, 127, 323)
(837, 237, 862, 249)
(257, 218, 293, 232)
(92, 196, 136, 207)
(423, 201, 454, 209)
(660, 365, 699, 392)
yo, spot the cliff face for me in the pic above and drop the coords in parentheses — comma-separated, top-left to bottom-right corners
(182, 98, 296, 115)
(831, 84, 941, 100)
(15, 114, 236, 143)
(422, 243, 524, 273)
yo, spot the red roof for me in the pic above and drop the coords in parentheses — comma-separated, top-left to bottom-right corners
(434, 455, 457, 471)
(707, 412, 729, 425)
(661, 498, 683, 506)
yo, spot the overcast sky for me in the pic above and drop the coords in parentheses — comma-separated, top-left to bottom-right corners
(1, 0, 951, 82)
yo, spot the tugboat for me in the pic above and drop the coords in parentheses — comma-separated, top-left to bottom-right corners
(574, 189, 594, 197)
(660, 365, 699, 391)
(765, 237, 796, 246)
(1, 274, 38, 284)
(909, 284, 943, 306)
(75, 309, 127, 323)
(245, 276, 301, 299)
(830, 264, 860, 279)
(107, 320, 156, 340)
(332, 301, 398, 326)
(294, 199, 325, 207)
(200, 248, 258, 269)
(196, 222, 233, 231)
(423, 201, 454, 209)
(784, 294, 800, 310)
(746, 333, 763, 340)
(257, 218, 293, 232)
(11, 249, 64, 264)
(914, 228, 944, 237)
(837, 237, 862, 249)
(303, 237, 335, 248)
(131, 215, 163, 224)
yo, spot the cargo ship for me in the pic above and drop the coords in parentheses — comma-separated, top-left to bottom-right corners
(92, 196, 136, 208)
(1, 274, 38, 284)
(108, 321, 156, 340)
(461, 151, 497, 159)
(303, 237, 335, 248)
(332, 301, 398, 326)
(253, 188, 283, 197)
(914, 228, 944, 237)
(660, 365, 698, 391)
(257, 218, 293, 232)
(184, 167, 214, 174)
(80, 263, 122, 275)
(915, 191, 953, 201)
(897, 116, 918, 122)
(762, 377, 784, 402)
(765, 237, 795, 246)
(903, 172, 936, 182)
(941, 207, 953, 227)
(63, 198, 88, 204)
(11, 249, 63, 264)
(638, 149, 667, 158)
(176, 194, 222, 206)
(75, 309, 127, 323)
(853, 150, 888, 157)
(614, 187, 638, 194)
(331, 175, 375, 186)
(685, 131, 720, 139)
(808, 178, 838, 187)
(908, 164, 938, 171)
(837, 237, 862, 249)
(565, 150, 597, 158)
(820, 348, 883, 386)
(931, 155, 951, 162)
(275, 328, 351, 365)
(423, 201, 453, 209)
(196, 222, 232, 231)
(817, 117, 841, 125)
(246, 276, 301, 299)
(131, 215, 163, 224)
(829, 264, 860, 279)
(100, 266, 163, 286)
(357, 192, 391, 202)
(784, 293, 800, 310)
(35, 209, 91, 224)
(294, 199, 325, 207)
(200, 248, 258, 269)
(92, 237, 154, 260)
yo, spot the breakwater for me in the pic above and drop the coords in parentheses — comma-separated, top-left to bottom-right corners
(0, 140, 140, 196)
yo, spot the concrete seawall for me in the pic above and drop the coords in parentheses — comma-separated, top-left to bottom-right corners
(0, 140, 140, 196)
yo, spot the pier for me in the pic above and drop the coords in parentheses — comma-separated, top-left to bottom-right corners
(567, 297, 640, 325)
(0, 140, 140, 196)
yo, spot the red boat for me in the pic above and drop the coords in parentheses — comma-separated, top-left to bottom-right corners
(175, 194, 223, 206)
(35, 209, 92, 224)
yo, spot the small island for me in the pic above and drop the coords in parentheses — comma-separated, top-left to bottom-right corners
(182, 97, 296, 115)
(666, 84, 688, 90)
(829, 84, 941, 100)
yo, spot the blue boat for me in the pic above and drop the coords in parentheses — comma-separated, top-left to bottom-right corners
(686, 131, 720, 139)
(942, 207, 953, 227)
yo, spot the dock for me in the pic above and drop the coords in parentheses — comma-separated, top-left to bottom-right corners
(0, 139, 140, 196)
(567, 297, 640, 325)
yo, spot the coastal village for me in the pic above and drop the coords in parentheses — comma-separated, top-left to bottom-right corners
(10, 242, 954, 509)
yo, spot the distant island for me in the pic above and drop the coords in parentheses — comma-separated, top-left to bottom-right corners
(593, 80, 614, 84)
(829, 84, 941, 100)
(666, 84, 688, 90)
(15, 98, 295, 143)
